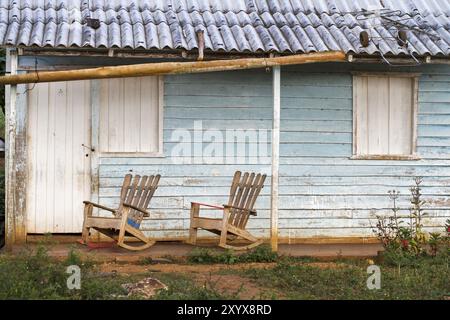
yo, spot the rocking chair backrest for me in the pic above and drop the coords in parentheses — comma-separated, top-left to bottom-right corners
(117, 174, 161, 226)
(226, 171, 266, 229)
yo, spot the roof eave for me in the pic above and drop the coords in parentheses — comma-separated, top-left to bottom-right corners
(5, 45, 450, 65)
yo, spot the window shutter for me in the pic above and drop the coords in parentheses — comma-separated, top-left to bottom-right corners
(99, 76, 162, 154)
(354, 75, 415, 157)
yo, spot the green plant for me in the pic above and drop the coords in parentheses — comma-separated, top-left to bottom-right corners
(187, 245, 278, 265)
(238, 245, 278, 263)
(65, 247, 83, 266)
(398, 227, 412, 250)
(243, 250, 449, 299)
(409, 177, 428, 233)
(372, 190, 402, 247)
(0, 245, 129, 299)
(372, 177, 445, 257)
(383, 243, 420, 269)
(187, 248, 238, 264)
(428, 232, 442, 257)
(407, 177, 428, 254)
(445, 219, 450, 238)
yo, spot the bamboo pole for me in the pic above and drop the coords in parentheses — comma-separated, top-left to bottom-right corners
(0, 51, 346, 85)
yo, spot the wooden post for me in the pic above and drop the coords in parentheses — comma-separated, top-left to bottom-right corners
(90, 80, 100, 203)
(271, 66, 280, 252)
(13, 72, 28, 244)
(5, 49, 18, 248)
(90, 80, 101, 242)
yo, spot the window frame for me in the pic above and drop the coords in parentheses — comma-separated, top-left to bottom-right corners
(351, 72, 420, 161)
(97, 76, 165, 158)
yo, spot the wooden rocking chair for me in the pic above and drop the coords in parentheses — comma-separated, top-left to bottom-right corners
(188, 171, 266, 250)
(81, 174, 161, 251)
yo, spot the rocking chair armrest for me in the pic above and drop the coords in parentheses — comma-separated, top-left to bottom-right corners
(122, 203, 151, 217)
(223, 205, 257, 216)
(191, 202, 225, 210)
(83, 201, 116, 214)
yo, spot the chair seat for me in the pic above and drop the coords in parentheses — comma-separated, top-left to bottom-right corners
(192, 217, 223, 230)
(85, 216, 122, 230)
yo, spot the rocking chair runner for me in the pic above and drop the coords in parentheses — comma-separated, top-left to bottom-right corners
(81, 174, 161, 251)
(188, 171, 267, 250)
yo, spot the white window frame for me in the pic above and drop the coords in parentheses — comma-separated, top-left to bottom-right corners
(98, 76, 165, 158)
(351, 72, 420, 161)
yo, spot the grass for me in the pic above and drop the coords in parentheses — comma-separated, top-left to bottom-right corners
(151, 273, 236, 300)
(0, 242, 448, 299)
(0, 246, 131, 299)
(241, 251, 449, 300)
(187, 245, 278, 264)
(0, 245, 234, 300)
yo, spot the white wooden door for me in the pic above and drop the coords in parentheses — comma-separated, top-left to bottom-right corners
(26, 81, 91, 233)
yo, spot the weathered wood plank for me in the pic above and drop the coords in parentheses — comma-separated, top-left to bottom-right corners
(164, 107, 352, 121)
(99, 164, 450, 177)
(99, 184, 450, 197)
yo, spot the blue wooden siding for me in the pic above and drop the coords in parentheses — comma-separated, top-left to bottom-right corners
(98, 62, 450, 240)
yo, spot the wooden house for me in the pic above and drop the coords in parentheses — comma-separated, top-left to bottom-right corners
(1, 0, 450, 248)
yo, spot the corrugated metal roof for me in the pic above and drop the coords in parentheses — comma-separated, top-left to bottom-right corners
(0, 0, 449, 56)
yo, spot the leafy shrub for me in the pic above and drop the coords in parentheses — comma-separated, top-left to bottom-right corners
(237, 245, 278, 263)
(382, 243, 422, 268)
(187, 248, 237, 264)
(187, 245, 277, 264)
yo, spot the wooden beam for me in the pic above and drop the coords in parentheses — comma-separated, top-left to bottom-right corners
(271, 66, 281, 252)
(0, 51, 346, 85)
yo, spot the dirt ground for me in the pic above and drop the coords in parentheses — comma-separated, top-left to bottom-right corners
(97, 261, 349, 299)
(97, 261, 349, 276)
(193, 274, 273, 299)
(98, 262, 276, 274)
(97, 262, 279, 299)
(4, 242, 383, 299)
